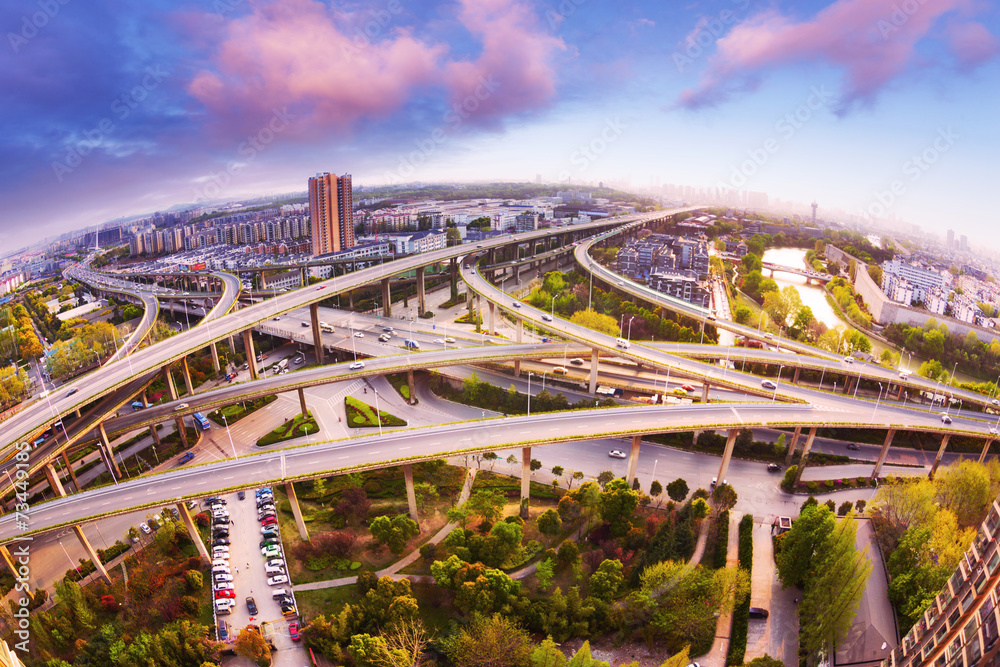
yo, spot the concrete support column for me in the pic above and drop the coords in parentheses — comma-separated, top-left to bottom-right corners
(403, 464, 419, 526)
(407, 370, 416, 405)
(871, 429, 897, 480)
(381, 278, 392, 317)
(149, 425, 160, 445)
(310, 303, 324, 365)
(228, 335, 236, 354)
(701, 383, 710, 403)
(791, 427, 819, 487)
(589, 349, 599, 395)
(716, 429, 738, 485)
(793, 367, 801, 384)
(625, 435, 642, 485)
(98, 422, 122, 478)
(784, 427, 803, 465)
(896, 384, 904, 400)
(210, 343, 220, 372)
(930, 434, 952, 479)
(175, 416, 188, 447)
(73, 525, 111, 585)
(416, 267, 426, 316)
(177, 502, 211, 563)
(488, 301, 496, 335)
(520, 447, 531, 519)
(181, 356, 194, 397)
(980, 439, 995, 464)
(692, 429, 702, 445)
(297, 388, 308, 418)
(141, 390, 150, 408)
(348, 290, 354, 310)
(514, 360, 521, 376)
(285, 482, 310, 541)
(163, 365, 178, 401)
(516, 317, 523, 343)
(450, 258, 458, 297)
(44, 463, 67, 497)
(466, 289, 474, 313)
(242, 329, 258, 380)
(61, 451, 80, 492)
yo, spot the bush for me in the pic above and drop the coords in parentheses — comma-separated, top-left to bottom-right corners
(823, 480, 834, 489)
(824, 500, 836, 512)
(728, 514, 754, 665)
(805, 481, 819, 492)
(838, 501, 853, 516)
(855, 499, 867, 513)
(712, 510, 731, 569)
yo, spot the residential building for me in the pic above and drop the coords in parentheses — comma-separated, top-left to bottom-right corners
(309, 172, 355, 256)
(882, 259, 950, 305)
(647, 270, 710, 308)
(514, 213, 538, 232)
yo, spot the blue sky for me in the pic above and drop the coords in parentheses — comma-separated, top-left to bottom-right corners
(1, 0, 997, 250)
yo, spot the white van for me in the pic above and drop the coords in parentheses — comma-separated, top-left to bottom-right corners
(615, 338, 629, 349)
(215, 599, 233, 615)
(264, 565, 285, 575)
(212, 564, 231, 574)
(271, 588, 288, 599)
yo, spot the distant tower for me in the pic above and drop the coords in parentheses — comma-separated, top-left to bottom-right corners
(811, 202, 817, 225)
(947, 229, 955, 249)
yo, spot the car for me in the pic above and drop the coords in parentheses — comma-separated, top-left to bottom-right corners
(846, 443, 860, 451)
(680, 385, 695, 392)
(941, 414, 953, 424)
(513, 302, 521, 308)
(262, 545, 281, 557)
(262, 525, 279, 535)
(258, 508, 276, 518)
(617, 281, 624, 286)
(268, 575, 289, 586)
(173, 403, 189, 411)
(353, 331, 364, 338)
(843, 356, 854, 364)
(67, 388, 79, 396)
(246, 597, 258, 615)
(237, 491, 245, 500)
(991, 427, 998, 435)
(569, 358, 584, 365)
(552, 366, 568, 375)
(710, 477, 728, 487)
(541, 314, 553, 322)
(215, 590, 236, 599)
(378, 333, 391, 342)
(281, 602, 297, 614)
(382, 327, 394, 332)
(210, 498, 227, 505)
(257, 499, 275, 509)
(608, 450, 627, 459)
(316, 285, 326, 290)
(139, 522, 151, 534)
(213, 538, 230, 546)
(214, 573, 233, 583)
(272, 317, 280, 321)
(261, 516, 278, 526)
(260, 538, 279, 549)
(256, 487, 272, 496)
(477, 244, 483, 248)
(444, 337, 456, 343)
(993, 399, 999, 406)
(349, 361, 365, 370)
(300, 321, 309, 327)
(289, 621, 301, 641)
(767, 463, 781, 472)
(761, 380, 777, 390)
(748, 607, 769, 619)
(899, 372, 910, 380)
(433, 338, 445, 344)
(266, 558, 285, 568)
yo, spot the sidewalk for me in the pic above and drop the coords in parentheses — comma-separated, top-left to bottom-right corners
(294, 467, 478, 592)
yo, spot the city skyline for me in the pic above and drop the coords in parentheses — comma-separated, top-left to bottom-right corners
(2, 0, 998, 250)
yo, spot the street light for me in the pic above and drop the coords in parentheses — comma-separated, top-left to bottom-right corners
(541, 370, 548, 393)
(772, 365, 783, 404)
(372, 388, 384, 436)
(872, 382, 884, 421)
(59, 540, 77, 573)
(757, 311, 766, 332)
(550, 295, 556, 320)
(221, 414, 238, 460)
(626, 316, 635, 343)
(527, 372, 534, 417)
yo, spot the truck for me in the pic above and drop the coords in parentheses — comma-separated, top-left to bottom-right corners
(595, 386, 623, 398)
(276, 358, 289, 372)
(320, 322, 335, 333)
(131, 401, 144, 411)
(403, 339, 420, 350)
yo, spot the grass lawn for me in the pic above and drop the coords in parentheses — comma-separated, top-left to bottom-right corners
(207, 395, 276, 426)
(257, 411, 318, 446)
(387, 373, 414, 403)
(295, 586, 356, 622)
(345, 396, 407, 428)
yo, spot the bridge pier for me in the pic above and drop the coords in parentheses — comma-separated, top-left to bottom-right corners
(716, 429, 739, 485)
(416, 267, 426, 316)
(73, 525, 111, 585)
(0, 547, 19, 586)
(61, 451, 80, 492)
(692, 429, 702, 445)
(285, 482, 310, 541)
(228, 335, 236, 355)
(242, 330, 258, 380)
(181, 356, 195, 397)
(466, 289, 473, 314)
(792, 367, 801, 384)
(791, 427, 818, 487)
(929, 434, 951, 479)
(209, 342, 220, 372)
(870, 428, 897, 480)
(625, 435, 642, 486)
(177, 502, 211, 563)
(297, 388, 308, 418)
(403, 464, 419, 527)
(98, 422, 123, 478)
(450, 258, 458, 300)
(310, 303, 324, 365)
(381, 278, 392, 317)
(589, 349, 599, 395)
(784, 427, 803, 465)
(516, 317, 523, 343)
(407, 370, 416, 405)
(701, 383, 710, 403)
(44, 462, 67, 498)
(520, 447, 531, 519)
(488, 301, 496, 336)
(149, 424, 159, 446)
(163, 365, 179, 400)
(981, 439, 996, 463)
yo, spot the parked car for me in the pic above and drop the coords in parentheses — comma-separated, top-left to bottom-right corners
(748, 607, 769, 619)
(213, 538, 230, 546)
(268, 575, 289, 586)
(261, 545, 281, 557)
(246, 597, 258, 615)
(608, 450, 627, 459)
(215, 589, 236, 600)
(237, 491, 245, 500)
(266, 558, 285, 569)
(260, 538, 279, 549)
(261, 516, 278, 527)
(289, 621, 301, 641)
(767, 463, 781, 472)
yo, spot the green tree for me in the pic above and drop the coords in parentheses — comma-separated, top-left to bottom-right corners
(552, 465, 564, 478)
(776, 503, 835, 589)
(744, 655, 785, 667)
(596, 470, 615, 489)
(600, 479, 639, 537)
(567, 642, 610, 666)
(536, 557, 556, 590)
(370, 514, 419, 555)
(666, 478, 689, 502)
(450, 614, 533, 667)
(934, 460, 992, 527)
(234, 626, 271, 666)
(530, 459, 543, 472)
(413, 482, 439, 514)
(588, 559, 624, 602)
(649, 480, 663, 507)
(468, 489, 506, 525)
(537, 509, 563, 536)
(531, 636, 567, 667)
(711, 483, 738, 513)
(569, 309, 619, 335)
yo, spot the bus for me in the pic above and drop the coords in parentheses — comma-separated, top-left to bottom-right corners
(193, 412, 211, 430)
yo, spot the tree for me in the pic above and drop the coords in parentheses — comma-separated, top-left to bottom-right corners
(482, 452, 499, 471)
(447, 503, 472, 529)
(690, 498, 709, 519)
(468, 489, 506, 525)
(569, 310, 619, 336)
(666, 478, 689, 502)
(234, 626, 271, 666)
(798, 513, 872, 655)
(506, 454, 518, 466)
(552, 465, 564, 478)
(711, 483, 738, 513)
(337, 486, 372, 526)
(370, 514, 419, 555)
(566, 642, 610, 666)
(600, 479, 640, 537)
(744, 656, 785, 667)
(413, 483, 439, 514)
(596, 470, 614, 489)
(568, 470, 584, 490)
(450, 614, 533, 667)
(537, 509, 563, 536)
(531, 636, 567, 667)
(588, 559, 624, 601)
(530, 459, 543, 472)
(536, 557, 556, 590)
(776, 503, 835, 589)
(934, 459, 992, 527)
(649, 480, 663, 507)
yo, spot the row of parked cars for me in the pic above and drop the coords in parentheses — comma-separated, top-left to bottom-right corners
(208, 497, 239, 615)
(254, 486, 300, 641)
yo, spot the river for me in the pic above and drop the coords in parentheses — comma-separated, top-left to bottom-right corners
(761, 247, 844, 329)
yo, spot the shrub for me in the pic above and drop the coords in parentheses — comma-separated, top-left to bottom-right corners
(855, 476, 868, 487)
(728, 514, 755, 665)
(855, 499, 867, 513)
(712, 510, 731, 569)
(838, 501, 853, 516)
(823, 480, 835, 489)
(185, 570, 203, 590)
(806, 481, 819, 492)
(180, 595, 199, 615)
(824, 500, 836, 512)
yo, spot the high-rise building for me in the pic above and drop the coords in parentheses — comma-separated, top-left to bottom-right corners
(811, 201, 818, 224)
(309, 172, 355, 256)
(947, 229, 955, 249)
(961, 235, 969, 252)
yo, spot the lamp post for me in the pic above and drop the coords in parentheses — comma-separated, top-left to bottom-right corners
(951, 361, 959, 385)
(872, 382, 884, 420)
(541, 370, 548, 393)
(757, 311, 766, 332)
(588, 270, 593, 311)
(550, 295, 556, 320)
(853, 371, 862, 398)
(372, 388, 383, 436)
(59, 541, 77, 573)
(993, 373, 1000, 398)
(627, 316, 635, 343)
(527, 372, 534, 417)
(221, 414, 238, 459)
(772, 365, 783, 404)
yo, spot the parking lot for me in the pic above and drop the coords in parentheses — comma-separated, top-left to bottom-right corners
(205, 489, 307, 662)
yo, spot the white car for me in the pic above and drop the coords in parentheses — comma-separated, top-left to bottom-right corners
(139, 522, 151, 534)
(266, 558, 285, 569)
(444, 337, 456, 343)
(267, 575, 289, 586)
(349, 361, 365, 370)
(353, 332, 364, 338)
(843, 356, 854, 364)
(214, 573, 233, 583)
(608, 450, 627, 459)
(541, 314, 553, 322)
(761, 380, 777, 390)
(173, 403, 189, 411)
(434, 339, 445, 344)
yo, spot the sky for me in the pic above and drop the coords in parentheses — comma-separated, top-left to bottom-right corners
(2, 0, 998, 250)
